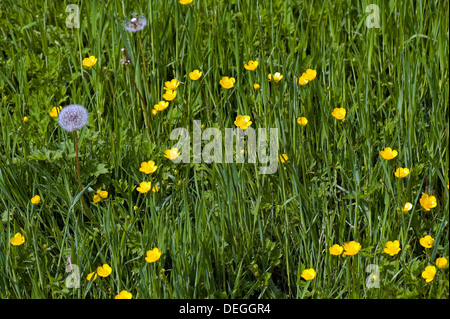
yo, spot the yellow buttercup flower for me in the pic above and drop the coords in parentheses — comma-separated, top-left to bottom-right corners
(145, 248, 162, 263)
(97, 190, 108, 199)
(300, 268, 316, 281)
(297, 69, 317, 85)
(329, 244, 344, 256)
(140, 161, 157, 174)
(151, 109, 158, 116)
(436, 257, 448, 269)
(280, 154, 288, 163)
(402, 202, 413, 212)
(331, 108, 346, 120)
(394, 167, 410, 178)
(30, 195, 41, 204)
(297, 75, 309, 86)
(23, 116, 29, 122)
(219, 76, 236, 89)
(419, 235, 434, 249)
(342, 241, 361, 256)
(297, 117, 308, 126)
(154, 101, 169, 111)
(92, 191, 105, 204)
(164, 148, 181, 160)
(97, 264, 112, 277)
(162, 89, 177, 101)
(49, 106, 62, 118)
(268, 72, 283, 82)
(421, 266, 436, 283)
(10, 233, 25, 246)
(380, 147, 398, 160)
(234, 115, 252, 130)
(419, 193, 437, 211)
(115, 290, 133, 299)
(384, 240, 401, 256)
(152, 185, 159, 193)
(189, 69, 202, 80)
(137, 181, 152, 194)
(164, 79, 180, 91)
(93, 194, 101, 204)
(244, 60, 258, 71)
(253, 83, 260, 90)
(303, 69, 317, 81)
(179, 0, 193, 4)
(87, 272, 98, 281)
(82, 56, 98, 68)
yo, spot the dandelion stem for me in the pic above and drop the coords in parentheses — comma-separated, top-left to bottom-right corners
(74, 131, 95, 222)
(74, 131, 82, 189)
(127, 65, 152, 141)
(137, 31, 149, 93)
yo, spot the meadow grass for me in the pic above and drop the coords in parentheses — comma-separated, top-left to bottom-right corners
(0, 0, 448, 299)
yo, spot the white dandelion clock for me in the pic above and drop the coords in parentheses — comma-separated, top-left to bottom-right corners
(58, 104, 89, 132)
(123, 13, 147, 33)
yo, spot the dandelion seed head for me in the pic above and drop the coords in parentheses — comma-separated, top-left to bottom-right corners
(123, 13, 147, 32)
(120, 48, 131, 66)
(58, 104, 89, 132)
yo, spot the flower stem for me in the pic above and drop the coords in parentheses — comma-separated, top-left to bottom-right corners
(300, 280, 310, 298)
(74, 131, 82, 188)
(137, 31, 149, 94)
(127, 65, 152, 141)
(74, 131, 95, 222)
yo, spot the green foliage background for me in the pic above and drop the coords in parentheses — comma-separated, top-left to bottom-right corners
(0, 0, 448, 298)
